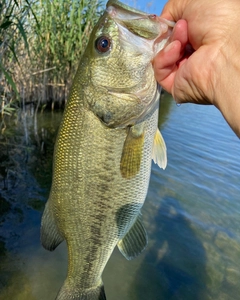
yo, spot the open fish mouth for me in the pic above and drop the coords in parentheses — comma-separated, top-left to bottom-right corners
(106, 0, 174, 56)
(106, 7, 167, 40)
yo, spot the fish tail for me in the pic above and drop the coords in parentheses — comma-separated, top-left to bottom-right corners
(56, 281, 106, 300)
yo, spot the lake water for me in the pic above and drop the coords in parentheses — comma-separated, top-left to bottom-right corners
(0, 93, 240, 300)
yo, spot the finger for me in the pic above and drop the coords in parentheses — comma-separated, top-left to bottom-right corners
(153, 40, 182, 86)
(170, 20, 188, 47)
(153, 20, 189, 92)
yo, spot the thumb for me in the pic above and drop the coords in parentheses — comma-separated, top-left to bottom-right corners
(160, 0, 188, 21)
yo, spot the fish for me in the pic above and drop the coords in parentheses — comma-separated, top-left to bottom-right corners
(40, 1, 173, 299)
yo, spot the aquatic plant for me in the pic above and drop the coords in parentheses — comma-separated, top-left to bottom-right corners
(0, 0, 103, 115)
(0, 0, 34, 115)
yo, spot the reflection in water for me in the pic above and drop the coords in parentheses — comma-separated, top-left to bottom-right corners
(133, 195, 208, 300)
(0, 110, 63, 299)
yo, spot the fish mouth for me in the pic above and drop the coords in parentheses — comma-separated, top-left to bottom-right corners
(106, 0, 174, 56)
(106, 0, 168, 39)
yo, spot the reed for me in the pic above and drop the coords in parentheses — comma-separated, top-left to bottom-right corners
(0, 0, 103, 115)
(0, 0, 32, 115)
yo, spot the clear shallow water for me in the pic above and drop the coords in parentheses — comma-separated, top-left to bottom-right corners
(0, 94, 240, 300)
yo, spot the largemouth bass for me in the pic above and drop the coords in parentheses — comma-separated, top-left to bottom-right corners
(41, 1, 173, 299)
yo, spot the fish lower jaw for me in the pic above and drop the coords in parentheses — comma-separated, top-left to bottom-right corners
(106, 5, 117, 18)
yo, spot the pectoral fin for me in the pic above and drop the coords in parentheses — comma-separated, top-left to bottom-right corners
(152, 128, 167, 169)
(117, 214, 148, 260)
(120, 124, 145, 179)
(40, 201, 64, 251)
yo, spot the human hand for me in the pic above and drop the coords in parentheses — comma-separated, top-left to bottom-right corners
(154, 0, 240, 136)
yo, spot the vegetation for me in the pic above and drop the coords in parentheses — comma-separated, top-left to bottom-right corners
(0, 0, 103, 115)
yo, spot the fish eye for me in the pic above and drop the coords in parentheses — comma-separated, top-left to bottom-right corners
(95, 36, 111, 53)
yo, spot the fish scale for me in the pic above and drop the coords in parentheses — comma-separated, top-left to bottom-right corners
(40, 0, 171, 299)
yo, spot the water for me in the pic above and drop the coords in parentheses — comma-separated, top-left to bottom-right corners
(0, 94, 240, 300)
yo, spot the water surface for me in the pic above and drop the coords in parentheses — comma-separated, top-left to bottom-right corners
(0, 94, 240, 299)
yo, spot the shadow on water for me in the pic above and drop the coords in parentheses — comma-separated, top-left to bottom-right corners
(132, 194, 209, 300)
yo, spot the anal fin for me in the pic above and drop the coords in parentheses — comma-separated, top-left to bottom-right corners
(117, 214, 148, 260)
(41, 201, 64, 251)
